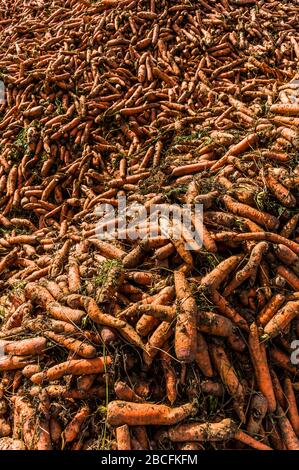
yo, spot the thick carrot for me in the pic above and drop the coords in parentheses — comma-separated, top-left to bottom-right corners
(200, 255, 243, 292)
(160, 341, 177, 405)
(264, 171, 296, 208)
(257, 293, 285, 327)
(45, 331, 96, 358)
(116, 425, 131, 450)
(31, 357, 111, 383)
(165, 418, 236, 442)
(263, 300, 299, 338)
(3, 337, 46, 356)
(276, 405, 299, 450)
(223, 195, 278, 230)
(197, 311, 233, 337)
(63, 405, 89, 443)
(223, 242, 268, 296)
(248, 323, 276, 413)
(143, 322, 173, 368)
(270, 104, 299, 116)
(107, 400, 197, 426)
(194, 332, 213, 378)
(174, 270, 197, 363)
(276, 265, 299, 291)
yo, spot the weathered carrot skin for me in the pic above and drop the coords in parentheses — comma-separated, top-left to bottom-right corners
(174, 270, 197, 363)
(107, 401, 197, 426)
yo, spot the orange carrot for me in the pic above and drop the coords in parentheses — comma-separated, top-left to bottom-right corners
(263, 300, 299, 339)
(276, 405, 299, 450)
(116, 425, 131, 450)
(248, 323, 276, 413)
(284, 377, 299, 437)
(165, 418, 236, 442)
(63, 405, 89, 443)
(107, 400, 196, 426)
(31, 356, 111, 383)
(174, 270, 197, 363)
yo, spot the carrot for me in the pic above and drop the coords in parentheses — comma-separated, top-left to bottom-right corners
(2, 337, 46, 356)
(0, 438, 25, 450)
(116, 425, 131, 450)
(24, 282, 55, 306)
(234, 430, 272, 450)
(257, 294, 285, 327)
(133, 426, 149, 450)
(263, 300, 299, 339)
(88, 239, 126, 260)
(46, 302, 85, 324)
(276, 405, 299, 450)
(22, 364, 41, 378)
(270, 370, 286, 408)
(36, 389, 52, 450)
(248, 323, 276, 413)
(122, 240, 150, 269)
(247, 393, 268, 436)
(49, 418, 62, 444)
(30, 356, 111, 383)
(210, 290, 248, 331)
(200, 255, 243, 292)
(62, 405, 89, 443)
(50, 239, 72, 277)
(276, 265, 299, 291)
(45, 331, 96, 359)
(274, 244, 299, 268)
(195, 333, 213, 378)
(174, 270, 197, 363)
(77, 374, 96, 392)
(223, 195, 279, 230)
(210, 343, 245, 420)
(44, 385, 106, 400)
(284, 377, 299, 437)
(210, 133, 258, 171)
(223, 242, 268, 296)
(200, 380, 224, 397)
(280, 213, 299, 238)
(68, 255, 81, 293)
(264, 170, 296, 208)
(270, 347, 297, 375)
(270, 104, 299, 116)
(143, 322, 173, 368)
(171, 161, 214, 177)
(0, 356, 33, 371)
(214, 231, 299, 256)
(114, 381, 143, 403)
(197, 311, 233, 337)
(160, 342, 177, 405)
(127, 304, 175, 322)
(165, 418, 236, 442)
(107, 400, 197, 426)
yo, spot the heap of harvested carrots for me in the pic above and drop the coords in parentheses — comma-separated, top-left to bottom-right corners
(0, 0, 299, 451)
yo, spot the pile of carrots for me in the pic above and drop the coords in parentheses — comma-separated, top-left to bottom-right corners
(0, 0, 299, 451)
